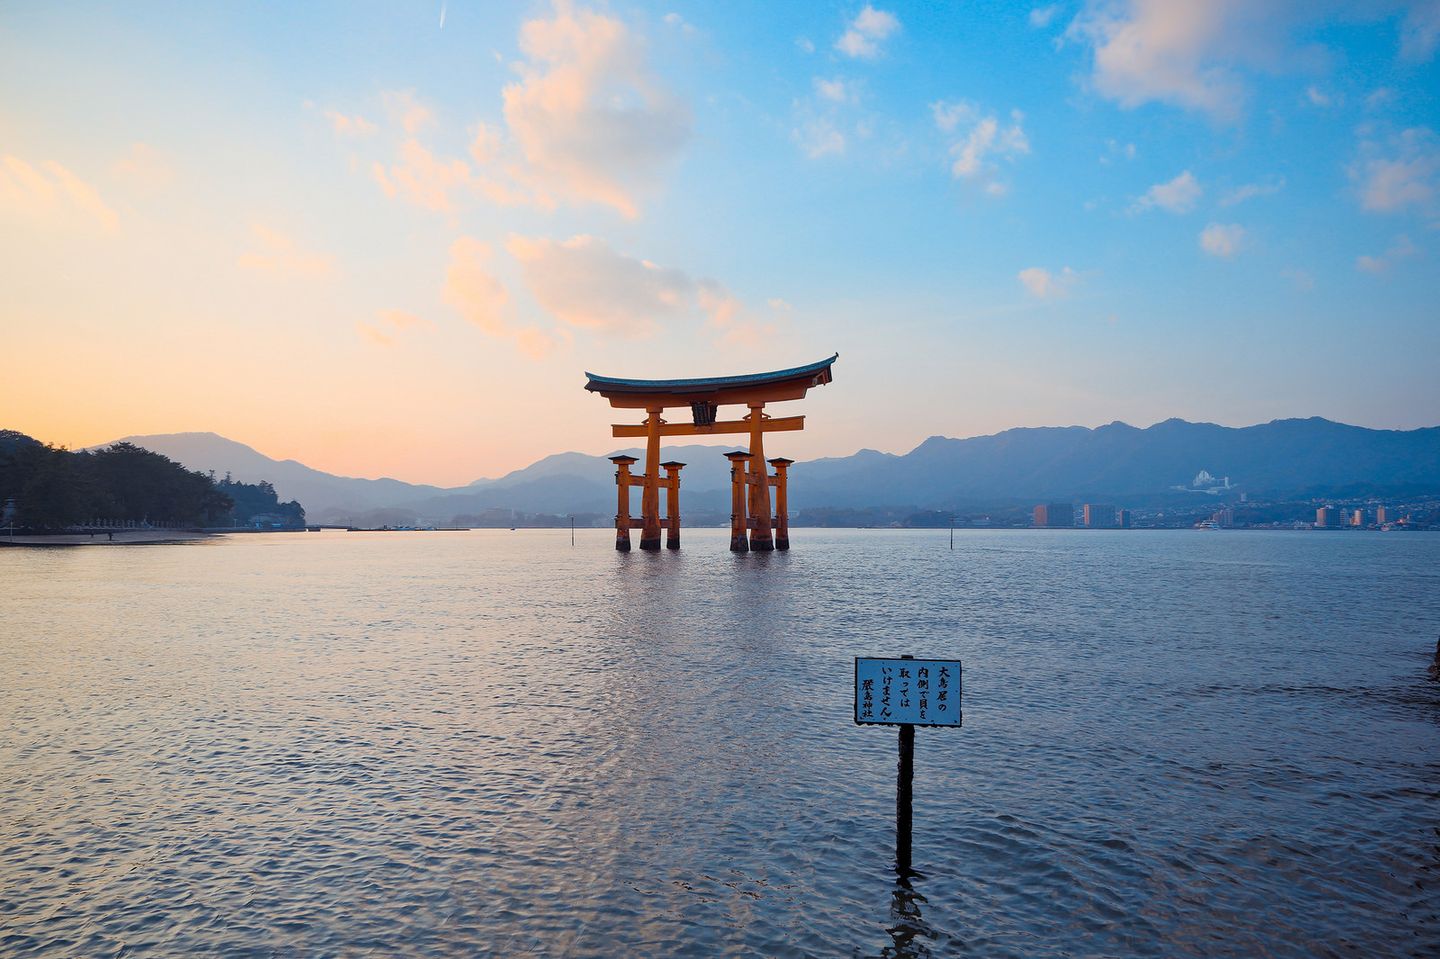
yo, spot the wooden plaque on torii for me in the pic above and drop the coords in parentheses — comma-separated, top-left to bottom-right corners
(584, 354, 837, 552)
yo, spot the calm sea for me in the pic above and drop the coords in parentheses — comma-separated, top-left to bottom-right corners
(2, 529, 1437, 957)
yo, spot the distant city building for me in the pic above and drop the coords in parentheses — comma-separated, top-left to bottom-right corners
(1211, 508, 1235, 528)
(1116, 508, 1131, 529)
(1316, 506, 1340, 527)
(1083, 504, 1118, 528)
(1351, 508, 1365, 527)
(1033, 503, 1074, 527)
(1376, 506, 1389, 525)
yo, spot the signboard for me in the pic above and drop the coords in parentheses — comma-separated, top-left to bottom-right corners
(854, 658, 962, 727)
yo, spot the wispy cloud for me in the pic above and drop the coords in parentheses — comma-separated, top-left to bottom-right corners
(324, 109, 377, 137)
(371, 138, 471, 213)
(1199, 222, 1245, 257)
(1018, 266, 1078, 299)
(1281, 267, 1315, 292)
(382, 90, 435, 135)
(1220, 176, 1284, 206)
(1132, 170, 1201, 213)
(357, 309, 435, 347)
(932, 101, 1029, 194)
(814, 77, 855, 104)
(1357, 235, 1418, 274)
(506, 233, 775, 346)
(442, 236, 556, 358)
(1029, 5, 1061, 29)
(498, 2, 691, 218)
(836, 5, 901, 59)
(1351, 126, 1439, 215)
(236, 224, 335, 278)
(1065, 0, 1283, 121)
(794, 116, 847, 158)
(0, 155, 118, 232)
(113, 142, 174, 190)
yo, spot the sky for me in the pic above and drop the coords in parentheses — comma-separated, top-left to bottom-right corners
(2, 0, 1438, 486)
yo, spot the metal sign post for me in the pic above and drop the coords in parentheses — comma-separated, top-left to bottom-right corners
(855, 654, 962, 878)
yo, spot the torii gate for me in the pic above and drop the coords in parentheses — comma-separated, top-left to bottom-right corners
(584, 354, 837, 552)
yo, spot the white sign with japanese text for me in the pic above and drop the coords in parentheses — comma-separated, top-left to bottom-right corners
(854, 658, 962, 727)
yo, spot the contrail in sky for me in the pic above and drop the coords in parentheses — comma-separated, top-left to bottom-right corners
(439, 3, 446, 29)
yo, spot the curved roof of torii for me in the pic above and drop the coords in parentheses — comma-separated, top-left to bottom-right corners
(584, 353, 838, 397)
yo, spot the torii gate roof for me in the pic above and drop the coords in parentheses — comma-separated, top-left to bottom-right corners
(584, 353, 837, 408)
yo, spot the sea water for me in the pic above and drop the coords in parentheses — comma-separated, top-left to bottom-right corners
(1, 529, 1436, 956)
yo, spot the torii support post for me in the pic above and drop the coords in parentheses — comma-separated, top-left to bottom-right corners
(747, 404, 774, 552)
(725, 451, 750, 552)
(661, 461, 685, 550)
(610, 455, 637, 552)
(639, 407, 664, 551)
(768, 457, 793, 551)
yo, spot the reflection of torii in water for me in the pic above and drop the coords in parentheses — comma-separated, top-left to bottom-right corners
(584, 354, 837, 553)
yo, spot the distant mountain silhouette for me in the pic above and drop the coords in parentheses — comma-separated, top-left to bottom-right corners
(796, 417, 1440, 507)
(95, 417, 1440, 519)
(97, 432, 740, 519)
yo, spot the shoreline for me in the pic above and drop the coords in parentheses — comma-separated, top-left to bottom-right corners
(0, 530, 219, 547)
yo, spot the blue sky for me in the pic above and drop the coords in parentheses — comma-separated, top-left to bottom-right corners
(2, 1, 1437, 483)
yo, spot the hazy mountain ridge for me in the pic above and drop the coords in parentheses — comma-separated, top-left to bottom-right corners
(95, 417, 1440, 519)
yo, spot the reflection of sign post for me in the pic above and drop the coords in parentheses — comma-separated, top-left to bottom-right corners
(855, 655, 962, 881)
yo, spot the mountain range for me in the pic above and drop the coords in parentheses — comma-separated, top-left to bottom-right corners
(97, 417, 1440, 523)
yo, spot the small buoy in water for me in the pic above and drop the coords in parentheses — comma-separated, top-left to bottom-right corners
(1429, 637, 1440, 682)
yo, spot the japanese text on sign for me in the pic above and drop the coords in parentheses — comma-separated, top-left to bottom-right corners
(854, 658, 962, 727)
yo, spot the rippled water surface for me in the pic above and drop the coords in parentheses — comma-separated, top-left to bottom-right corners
(2, 529, 1438, 957)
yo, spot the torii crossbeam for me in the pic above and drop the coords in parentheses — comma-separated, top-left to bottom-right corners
(584, 354, 837, 552)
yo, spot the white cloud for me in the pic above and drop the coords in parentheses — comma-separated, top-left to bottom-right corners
(794, 117, 846, 158)
(500, 2, 691, 218)
(662, 11, 696, 35)
(1199, 222, 1245, 257)
(1100, 138, 1136, 164)
(1018, 266, 1078, 299)
(1365, 87, 1397, 110)
(930, 100, 976, 133)
(1066, 0, 1273, 121)
(324, 110, 377, 137)
(377, 309, 435, 331)
(355, 322, 394, 347)
(1030, 5, 1061, 28)
(382, 90, 435, 135)
(1068, 2, 1440, 119)
(796, 36, 816, 54)
(1280, 267, 1314, 292)
(443, 236, 555, 358)
(1351, 126, 1440, 215)
(504, 233, 774, 346)
(1220, 176, 1284, 206)
(1400, 0, 1440, 62)
(836, 5, 901, 59)
(1132, 170, 1201, 213)
(236, 224, 335, 279)
(1357, 235, 1418, 274)
(933, 101, 1029, 193)
(0, 154, 118, 232)
(814, 77, 854, 104)
(113, 142, 174, 190)
(371, 139, 471, 213)
(506, 234, 694, 335)
(443, 237, 511, 337)
(359, 309, 434, 348)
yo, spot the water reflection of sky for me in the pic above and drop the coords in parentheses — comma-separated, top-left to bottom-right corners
(1, 529, 1437, 956)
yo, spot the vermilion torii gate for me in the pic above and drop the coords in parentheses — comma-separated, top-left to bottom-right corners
(584, 354, 837, 553)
